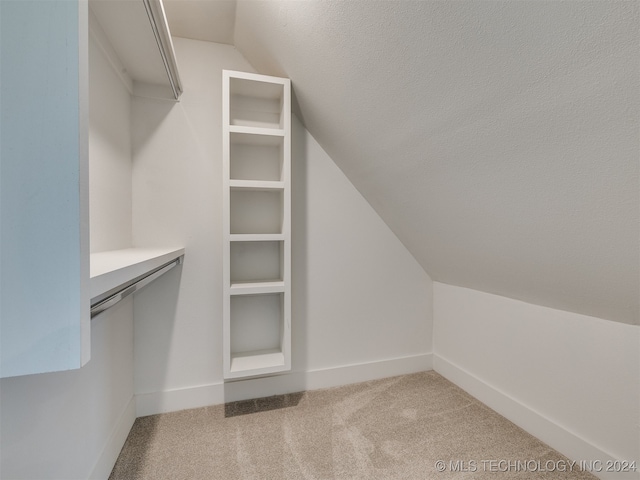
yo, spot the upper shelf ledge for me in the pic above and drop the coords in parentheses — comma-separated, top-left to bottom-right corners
(89, 0, 182, 101)
(90, 247, 185, 303)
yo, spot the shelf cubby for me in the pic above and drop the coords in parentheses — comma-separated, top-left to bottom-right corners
(230, 189, 283, 235)
(229, 293, 286, 376)
(230, 131, 284, 182)
(230, 241, 283, 285)
(230, 293, 283, 352)
(229, 76, 285, 129)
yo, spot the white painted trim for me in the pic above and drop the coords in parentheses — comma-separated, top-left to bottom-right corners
(136, 353, 433, 417)
(434, 355, 640, 480)
(79, 0, 92, 368)
(89, 396, 137, 480)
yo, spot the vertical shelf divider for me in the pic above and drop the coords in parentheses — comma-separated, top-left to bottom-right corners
(222, 70, 291, 380)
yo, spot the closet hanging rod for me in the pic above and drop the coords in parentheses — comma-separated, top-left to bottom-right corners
(91, 256, 183, 318)
(142, 0, 183, 100)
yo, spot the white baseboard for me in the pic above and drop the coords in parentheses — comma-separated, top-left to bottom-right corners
(434, 354, 639, 480)
(89, 396, 137, 480)
(136, 352, 433, 417)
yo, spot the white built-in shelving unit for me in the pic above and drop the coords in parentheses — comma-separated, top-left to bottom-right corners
(222, 70, 291, 379)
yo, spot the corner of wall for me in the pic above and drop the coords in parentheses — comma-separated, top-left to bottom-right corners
(89, 397, 136, 480)
(432, 282, 640, 479)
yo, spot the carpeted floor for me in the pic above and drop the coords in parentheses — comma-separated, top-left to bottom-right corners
(109, 371, 596, 479)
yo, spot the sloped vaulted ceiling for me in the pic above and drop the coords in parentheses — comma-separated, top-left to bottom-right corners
(230, 0, 639, 325)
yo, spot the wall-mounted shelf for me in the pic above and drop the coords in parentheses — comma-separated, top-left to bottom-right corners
(230, 350, 286, 376)
(90, 248, 185, 312)
(229, 126, 285, 140)
(229, 234, 285, 242)
(229, 180, 285, 191)
(229, 281, 286, 296)
(223, 70, 291, 379)
(89, 0, 182, 101)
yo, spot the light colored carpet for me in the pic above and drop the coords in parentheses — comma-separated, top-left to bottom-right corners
(110, 371, 596, 479)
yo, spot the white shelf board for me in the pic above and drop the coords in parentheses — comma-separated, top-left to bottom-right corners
(230, 131, 284, 148)
(90, 247, 185, 301)
(227, 69, 290, 88)
(229, 125, 285, 139)
(229, 349, 286, 375)
(229, 281, 285, 295)
(229, 234, 285, 242)
(229, 180, 285, 191)
(230, 74, 286, 99)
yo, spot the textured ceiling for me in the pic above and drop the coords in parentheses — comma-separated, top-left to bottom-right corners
(165, 1, 639, 324)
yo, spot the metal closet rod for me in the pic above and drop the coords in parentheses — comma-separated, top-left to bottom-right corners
(143, 0, 183, 100)
(90, 256, 183, 319)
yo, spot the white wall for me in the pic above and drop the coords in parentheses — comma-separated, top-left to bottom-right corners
(0, 33, 136, 480)
(89, 20, 132, 254)
(433, 282, 640, 480)
(132, 38, 432, 414)
(0, 301, 135, 480)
